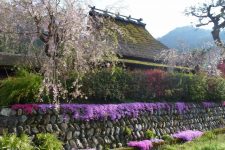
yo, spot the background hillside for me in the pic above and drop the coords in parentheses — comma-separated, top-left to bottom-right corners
(158, 26, 225, 50)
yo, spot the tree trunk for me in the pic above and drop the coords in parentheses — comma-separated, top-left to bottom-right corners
(212, 28, 222, 46)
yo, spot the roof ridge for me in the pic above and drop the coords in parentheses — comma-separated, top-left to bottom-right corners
(88, 5, 146, 27)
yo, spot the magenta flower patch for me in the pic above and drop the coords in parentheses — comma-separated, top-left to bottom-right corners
(172, 130, 203, 141)
(11, 102, 224, 121)
(175, 102, 189, 113)
(11, 104, 38, 114)
(202, 102, 215, 108)
(150, 138, 164, 144)
(127, 140, 153, 150)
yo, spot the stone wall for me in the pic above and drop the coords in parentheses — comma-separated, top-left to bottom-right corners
(0, 103, 224, 150)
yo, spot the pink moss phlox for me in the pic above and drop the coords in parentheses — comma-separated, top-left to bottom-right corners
(11, 104, 38, 114)
(172, 130, 203, 141)
(150, 138, 164, 144)
(222, 101, 225, 106)
(127, 140, 153, 150)
(10, 102, 223, 121)
(202, 102, 215, 108)
(38, 104, 57, 112)
(175, 102, 189, 113)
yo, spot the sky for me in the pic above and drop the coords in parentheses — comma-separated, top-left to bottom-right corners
(91, 0, 211, 38)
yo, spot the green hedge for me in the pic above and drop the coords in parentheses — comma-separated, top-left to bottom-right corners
(1, 67, 225, 104)
(164, 73, 208, 102)
(81, 68, 225, 103)
(82, 67, 132, 103)
(0, 69, 42, 106)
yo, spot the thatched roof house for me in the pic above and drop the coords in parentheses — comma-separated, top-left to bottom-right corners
(89, 6, 167, 67)
(0, 7, 190, 78)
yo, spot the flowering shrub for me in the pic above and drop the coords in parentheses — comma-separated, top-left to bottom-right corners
(127, 140, 153, 150)
(172, 130, 203, 141)
(223, 102, 225, 106)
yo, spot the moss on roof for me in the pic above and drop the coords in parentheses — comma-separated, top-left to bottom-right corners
(90, 9, 167, 62)
(116, 21, 162, 46)
(113, 19, 167, 61)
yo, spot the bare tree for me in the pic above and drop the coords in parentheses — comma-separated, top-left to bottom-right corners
(158, 0, 225, 76)
(185, 0, 225, 55)
(0, 0, 120, 103)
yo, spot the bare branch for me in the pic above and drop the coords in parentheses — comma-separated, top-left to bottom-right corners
(196, 20, 212, 27)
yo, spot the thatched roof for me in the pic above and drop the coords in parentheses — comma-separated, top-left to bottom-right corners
(89, 6, 167, 62)
(0, 8, 169, 72)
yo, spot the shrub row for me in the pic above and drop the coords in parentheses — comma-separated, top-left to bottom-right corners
(1, 68, 225, 105)
(82, 68, 225, 103)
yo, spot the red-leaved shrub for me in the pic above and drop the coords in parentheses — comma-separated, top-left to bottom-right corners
(145, 69, 167, 99)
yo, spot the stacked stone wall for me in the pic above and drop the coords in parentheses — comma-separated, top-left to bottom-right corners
(0, 104, 224, 149)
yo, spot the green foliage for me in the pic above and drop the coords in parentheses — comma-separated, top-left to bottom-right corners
(145, 129, 156, 139)
(125, 70, 149, 101)
(201, 131, 216, 141)
(200, 144, 222, 150)
(2, 67, 225, 104)
(206, 77, 225, 101)
(124, 127, 132, 136)
(160, 132, 225, 150)
(34, 133, 63, 150)
(0, 69, 42, 106)
(162, 134, 174, 144)
(82, 67, 132, 103)
(128, 71, 210, 102)
(81, 68, 225, 103)
(163, 73, 207, 102)
(114, 148, 135, 150)
(182, 74, 207, 102)
(0, 133, 34, 150)
(163, 73, 184, 101)
(212, 128, 225, 135)
(160, 146, 177, 150)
